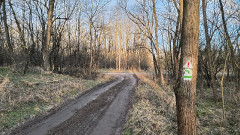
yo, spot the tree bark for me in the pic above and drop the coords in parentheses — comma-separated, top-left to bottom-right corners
(238, 69, 240, 96)
(202, 0, 218, 102)
(198, 53, 204, 96)
(43, 0, 55, 71)
(238, 49, 240, 95)
(88, 0, 93, 77)
(152, 0, 165, 85)
(174, 0, 200, 134)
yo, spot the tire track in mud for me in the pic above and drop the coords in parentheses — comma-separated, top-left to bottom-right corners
(87, 74, 137, 135)
(47, 77, 128, 135)
(10, 73, 137, 135)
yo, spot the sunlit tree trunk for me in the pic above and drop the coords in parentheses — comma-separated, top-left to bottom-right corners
(88, 0, 94, 77)
(174, 0, 200, 134)
(152, 0, 165, 85)
(43, 0, 55, 71)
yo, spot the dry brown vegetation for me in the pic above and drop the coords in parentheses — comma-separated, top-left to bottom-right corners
(124, 74, 177, 135)
(0, 67, 110, 133)
(124, 74, 240, 135)
(196, 82, 240, 134)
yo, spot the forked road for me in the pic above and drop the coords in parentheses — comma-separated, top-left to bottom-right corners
(11, 73, 137, 135)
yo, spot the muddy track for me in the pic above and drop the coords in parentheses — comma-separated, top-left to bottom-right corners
(11, 73, 137, 135)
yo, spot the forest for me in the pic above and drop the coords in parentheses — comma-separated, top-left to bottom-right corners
(0, 0, 239, 134)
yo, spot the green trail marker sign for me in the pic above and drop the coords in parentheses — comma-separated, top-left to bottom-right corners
(183, 61, 193, 81)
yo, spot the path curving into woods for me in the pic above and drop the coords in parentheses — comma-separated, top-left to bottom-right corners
(11, 73, 137, 135)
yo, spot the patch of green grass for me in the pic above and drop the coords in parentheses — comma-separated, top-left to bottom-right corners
(82, 78, 107, 90)
(0, 67, 9, 74)
(124, 129, 133, 135)
(0, 67, 12, 79)
(196, 98, 220, 119)
(196, 96, 224, 119)
(69, 90, 78, 96)
(0, 103, 47, 131)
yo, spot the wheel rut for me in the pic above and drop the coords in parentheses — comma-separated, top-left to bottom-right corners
(11, 73, 137, 135)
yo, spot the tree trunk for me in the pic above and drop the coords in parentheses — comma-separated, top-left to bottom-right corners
(172, 0, 183, 80)
(88, 0, 94, 77)
(174, 0, 200, 134)
(202, 0, 218, 102)
(43, 0, 55, 71)
(89, 21, 93, 76)
(152, 0, 165, 85)
(9, 0, 29, 72)
(198, 54, 204, 96)
(238, 69, 240, 96)
(238, 49, 240, 95)
(219, 0, 240, 96)
(199, 70, 204, 96)
(2, 0, 13, 62)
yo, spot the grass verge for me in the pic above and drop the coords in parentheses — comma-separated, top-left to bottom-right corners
(123, 74, 177, 135)
(0, 67, 110, 133)
(124, 74, 240, 135)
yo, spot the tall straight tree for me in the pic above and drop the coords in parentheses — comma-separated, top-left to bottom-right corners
(43, 0, 55, 71)
(202, 0, 218, 102)
(174, 0, 200, 134)
(2, 0, 13, 62)
(88, 0, 93, 77)
(152, 0, 165, 85)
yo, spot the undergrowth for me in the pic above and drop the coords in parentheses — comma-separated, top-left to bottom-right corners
(124, 74, 240, 135)
(123, 74, 177, 135)
(196, 83, 240, 134)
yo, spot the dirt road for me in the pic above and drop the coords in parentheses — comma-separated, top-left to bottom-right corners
(11, 73, 137, 135)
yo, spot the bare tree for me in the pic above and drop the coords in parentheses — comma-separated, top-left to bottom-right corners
(43, 0, 55, 71)
(119, 0, 166, 83)
(172, 0, 183, 80)
(202, 0, 218, 101)
(218, 0, 240, 96)
(152, 0, 165, 85)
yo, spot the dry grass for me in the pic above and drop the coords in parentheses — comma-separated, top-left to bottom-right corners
(124, 74, 240, 135)
(124, 74, 177, 135)
(0, 67, 110, 133)
(196, 82, 240, 134)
